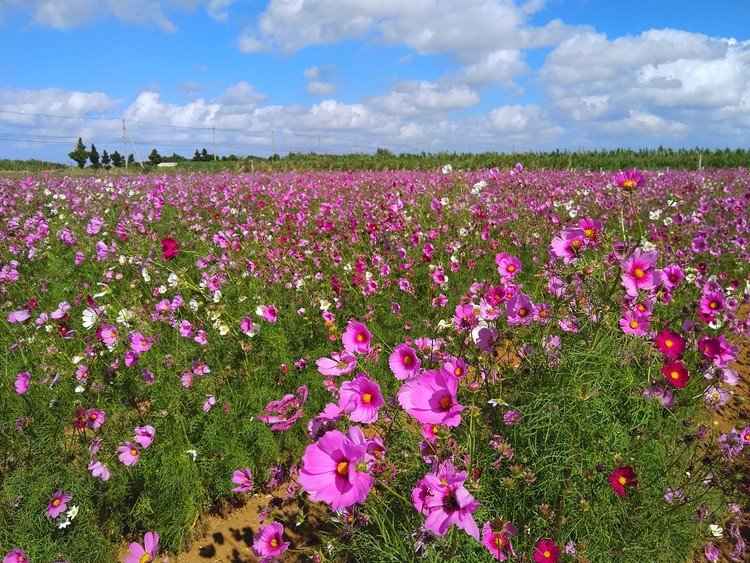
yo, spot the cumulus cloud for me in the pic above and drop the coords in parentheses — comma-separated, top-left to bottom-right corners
(373, 81, 480, 115)
(303, 67, 338, 96)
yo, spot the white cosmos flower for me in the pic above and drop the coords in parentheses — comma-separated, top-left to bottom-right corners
(167, 272, 179, 287)
(709, 524, 723, 538)
(218, 324, 230, 336)
(82, 308, 98, 330)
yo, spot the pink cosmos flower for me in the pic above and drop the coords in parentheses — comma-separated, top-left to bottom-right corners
(179, 320, 194, 338)
(98, 324, 118, 347)
(129, 331, 152, 353)
(14, 372, 30, 394)
(662, 360, 690, 389)
(506, 293, 534, 326)
(203, 394, 216, 411)
(697, 335, 738, 368)
(621, 249, 662, 297)
(388, 344, 421, 380)
(661, 264, 684, 288)
(482, 520, 517, 561)
(85, 408, 105, 429)
(549, 227, 585, 263)
(125, 531, 159, 563)
(86, 216, 104, 235)
(495, 253, 521, 280)
(3, 548, 28, 563)
(619, 310, 650, 336)
(413, 461, 480, 540)
(441, 357, 468, 379)
(614, 168, 644, 191)
(252, 522, 290, 563)
(231, 468, 254, 493)
(117, 441, 140, 466)
(161, 236, 179, 260)
(134, 425, 156, 448)
(45, 490, 72, 518)
(342, 321, 372, 354)
(258, 386, 308, 431)
(534, 539, 560, 563)
(316, 351, 357, 376)
(124, 350, 140, 367)
(240, 317, 259, 336)
(297, 427, 374, 511)
(578, 217, 604, 246)
(338, 374, 383, 423)
(401, 369, 466, 427)
(192, 360, 210, 375)
(87, 460, 110, 481)
(7, 309, 30, 324)
(453, 303, 479, 332)
(699, 290, 726, 317)
(609, 466, 638, 499)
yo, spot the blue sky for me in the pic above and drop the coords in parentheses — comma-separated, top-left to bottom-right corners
(0, 0, 748, 162)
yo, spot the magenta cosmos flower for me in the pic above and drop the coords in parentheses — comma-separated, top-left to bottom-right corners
(495, 252, 522, 280)
(619, 310, 650, 336)
(298, 427, 374, 511)
(549, 227, 586, 264)
(3, 548, 28, 563)
(125, 531, 159, 563)
(388, 344, 421, 380)
(85, 408, 106, 429)
(506, 293, 534, 326)
(252, 522, 290, 563)
(534, 539, 560, 563)
(661, 360, 690, 389)
(134, 425, 156, 448)
(14, 372, 30, 395)
(161, 237, 179, 260)
(118, 441, 140, 466)
(129, 331, 152, 353)
(231, 468, 254, 493)
(614, 168, 644, 191)
(620, 248, 662, 297)
(45, 490, 72, 518)
(412, 461, 480, 540)
(257, 385, 308, 431)
(338, 374, 384, 423)
(399, 369, 466, 427)
(609, 466, 638, 498)
(342, 320, 372, 354)
(654, 328, 685, 359)
(482, 520, 517, 561)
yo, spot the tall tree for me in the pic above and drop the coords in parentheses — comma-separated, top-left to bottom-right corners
(148, 149, 162, 165)
(101, 149, 111, 169)
(68, 137, 88, 168)
(127, 154, 135, 165)
(110, 150, 124, 168)
(89, 144, 100, 169)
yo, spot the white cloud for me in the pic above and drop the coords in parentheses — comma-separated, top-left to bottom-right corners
(456, 50, 528, 86)
(373, 81, 480, 115)
(303, 66, 338, 96)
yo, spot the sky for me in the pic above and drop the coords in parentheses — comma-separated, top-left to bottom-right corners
(0, 0, 749, 162)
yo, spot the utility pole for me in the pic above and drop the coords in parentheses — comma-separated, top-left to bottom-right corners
(270, 130, 275, 156)
(212, 127, 217, 161)
(122, 117, 127, 171)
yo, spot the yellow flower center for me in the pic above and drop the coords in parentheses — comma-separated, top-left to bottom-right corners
(403, 354, 413, 366)
(454, 367, 463, 377)
(629, 320, 639, 329)
(494, 535, 505, 547)
(336, 461, 349, 477)
(670, 371, 679, 380)
(362, 393, 372, 404)
(584, 228, 594, 238)
(539, 310, 548, 318)
(633, 268, 645, 279)
(130, 448, 138, 456)
(571, 239, 582, 249)
(506, 264, 516, 273)
(439, 396, 453, 411)
(518, 307, 528, 317)
(270, 538, 279, 548)
(618, 476, 627, 486)
(709, 301, 718, 310)
(623, 179, 636, 189)
(139, 554, 152, 563)
(665, 339, 673, 348)
(356, 333, 365, 342)
(141, 338, 148, 347)
(543, 550, 551, 558)
(52, 498, 61, 507)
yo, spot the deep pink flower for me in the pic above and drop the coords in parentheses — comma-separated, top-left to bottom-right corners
(506, 293, 534, 326)
(662, 360, 690, 389)
(495, 253, 521, 280)
(14, 372, 30, 394)
(482, 520, 517, 561)
(619, 310, 650, 336)
(609, 466, 638, 499)
(3, 548, 28, 563)
(621, 248, 662, 297)
(402, 369, 465, 427)
(240, 316, 258, 336)
(578, 217, 604, 246)
(125, 531, 159, 563)
(257, 385, 308, 431)
(453, 303, 479, 332)
(699, 291, 726, 317)
(534, 539, 560, 563)
(342, 320, 372, 354)
(117, 441, 140, 466)
(161, 237, 179, 260)
(441, 357, 467, 379)
(316, 350, 357, 376)
(338, 374, 383, 423)
(654, 328, 685, 359)
(134, 425, 156, 448)
(388, 344, 421, 380)
(549, 227, 585, 263)
(45, 490, 72, 518)
(298, 427, 374, 511)
(697, 335, 738, 368)
(662, 264, 684, 288)
(252, 522, 290, 563)
(231, 468, 254, 493)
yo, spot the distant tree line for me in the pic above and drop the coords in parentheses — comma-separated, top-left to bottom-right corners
(62, 138, 750, 172)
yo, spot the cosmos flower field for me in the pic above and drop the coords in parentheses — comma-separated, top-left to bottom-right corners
(1, 167, 748, 562)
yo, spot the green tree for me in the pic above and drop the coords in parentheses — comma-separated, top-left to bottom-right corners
(89, 144, 100, 169)
(148, 149, 162, 165)
(101, 149, 111, 169)
(68, 137, 88, 168)
(110, 150, 124, 168)
(127, 154, 135, 165)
